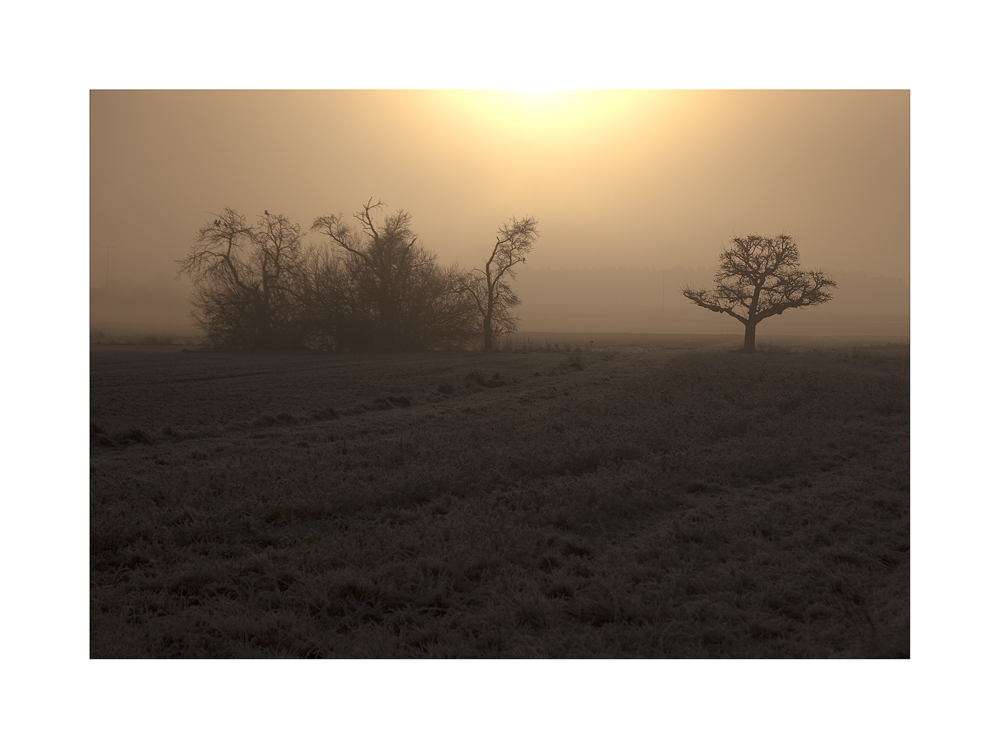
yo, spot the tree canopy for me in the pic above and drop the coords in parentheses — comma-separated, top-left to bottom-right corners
(177, 208, 308, 349)
(459, 216, 539, 351)
(310, 199, 477, 350)
(682, 234, 836, 352)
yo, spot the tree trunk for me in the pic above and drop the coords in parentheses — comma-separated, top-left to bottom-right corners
(743, 320, 757, 353)
(483, 318, 493, 351)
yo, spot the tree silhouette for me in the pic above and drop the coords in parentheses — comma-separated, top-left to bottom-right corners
(682, 234, 835, 352)
(311, 199, 477, 350)
(178, 208, 308, 349)
(459, 216, 539, 351)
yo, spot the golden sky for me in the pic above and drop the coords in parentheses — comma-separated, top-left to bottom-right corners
(90, 90, 909, 294)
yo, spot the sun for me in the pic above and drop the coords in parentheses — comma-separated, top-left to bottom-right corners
(435, 90, 653, 153)
(514, 86, 558, 96)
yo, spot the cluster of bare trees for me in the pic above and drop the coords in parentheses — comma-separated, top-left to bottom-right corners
(179, 200, 538, 351)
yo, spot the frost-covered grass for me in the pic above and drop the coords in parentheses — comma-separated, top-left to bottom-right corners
(91, 342, 908, 657)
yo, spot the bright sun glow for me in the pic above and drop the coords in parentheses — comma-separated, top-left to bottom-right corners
(445, 90, 652, 148)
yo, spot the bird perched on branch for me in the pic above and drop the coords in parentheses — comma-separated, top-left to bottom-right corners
(264, 210, 269, 216)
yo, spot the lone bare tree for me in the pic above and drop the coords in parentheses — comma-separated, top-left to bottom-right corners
(460, 216, 539, 351)
(682, 234, 835, 353)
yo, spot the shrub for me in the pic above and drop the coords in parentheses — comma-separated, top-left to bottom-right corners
(118, 429, 152, 445)
(485, 372, 506, 388)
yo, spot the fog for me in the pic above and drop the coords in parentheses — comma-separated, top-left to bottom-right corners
(90, 90, 908, 337)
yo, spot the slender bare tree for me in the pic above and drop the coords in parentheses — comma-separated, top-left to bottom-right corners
(682, 234, 836, 352)
(460, 216, 539, 351)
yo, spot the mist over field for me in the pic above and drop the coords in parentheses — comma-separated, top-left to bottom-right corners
(90, 90, 908, 344)
(90, 264, 908, 340)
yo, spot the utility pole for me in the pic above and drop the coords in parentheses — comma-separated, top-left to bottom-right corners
(95, 245, 117, 291)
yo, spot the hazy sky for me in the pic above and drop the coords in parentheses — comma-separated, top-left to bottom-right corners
(90, 90, 909, 292)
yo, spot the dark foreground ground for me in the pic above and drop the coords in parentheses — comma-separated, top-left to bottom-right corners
(90, 337, 909, 657)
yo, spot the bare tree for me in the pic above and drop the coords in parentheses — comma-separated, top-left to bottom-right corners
(311, 200, 477, 350)
(178, 208, 308, 349)
(682, 234, 836, 353)
(460, 216, 539, 351)
(396, 262, 480, 350)
(299, 246, 367, 350)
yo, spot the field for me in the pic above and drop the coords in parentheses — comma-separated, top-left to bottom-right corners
(90, 336, 909, 658)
